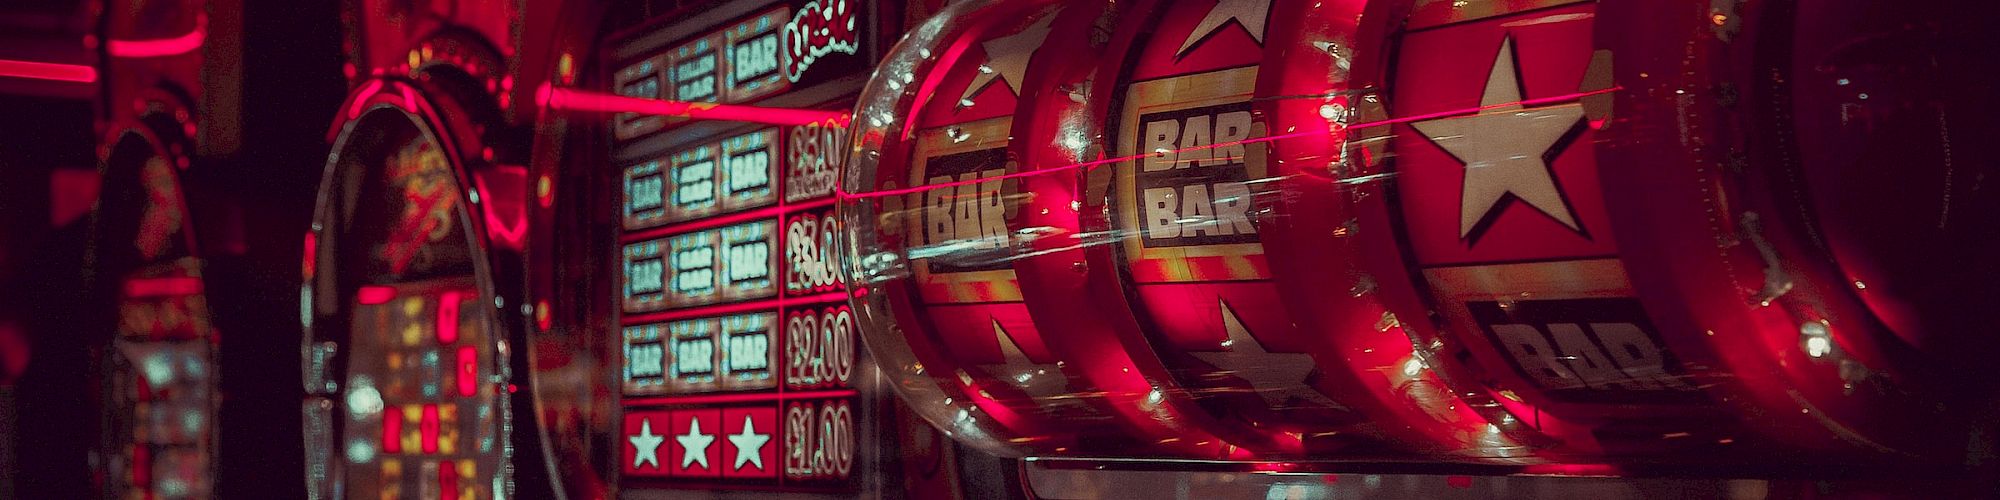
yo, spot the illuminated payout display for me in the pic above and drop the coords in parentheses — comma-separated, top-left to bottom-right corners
(623, 313, 779, 394)
(671, 34, 722, 103)
(624, 129, 780, 229)
(723, 6, 789, 102)
(784, 209, 843, 295)
(784, 121, 845, 203)
(620, 220, 777, 313)
(611, 0, 874, 490)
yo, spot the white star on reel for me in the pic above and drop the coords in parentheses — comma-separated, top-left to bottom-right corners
(727, 415, 771, 471)
(676, 416, 716, 469)
(960, 14, 1057, 103)
(1409, 36, 1587, 242)
(1178, 0, 1272, 57)
(628, 418, 665, 469)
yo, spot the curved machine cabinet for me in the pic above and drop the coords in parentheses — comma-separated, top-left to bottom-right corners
(844, 0, 2000, 474)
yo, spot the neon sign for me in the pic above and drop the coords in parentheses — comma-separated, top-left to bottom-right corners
(626, 313, 779, 394)
(785, 305, 854, 389)
(626, 130, 780, 229)
(782, 0, 860, 83)
(785, 210, 843, 295)
(783, 399, 853, 480)
(784, 122, 845, 202)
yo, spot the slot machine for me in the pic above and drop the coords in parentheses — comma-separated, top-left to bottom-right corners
(844, 0, 1213, 460)
(303, 5, 547, 498)
(528, 0, 978, 496)
(89, 1, 217, 497)
(1341, 0, 1986, 466)
(848, 0, 2000, 486)
(272, 0, 2000, 496)
(845, 0, 1531, 467)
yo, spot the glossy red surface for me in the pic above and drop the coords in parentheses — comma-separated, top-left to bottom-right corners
(845, 0, 1994, 470)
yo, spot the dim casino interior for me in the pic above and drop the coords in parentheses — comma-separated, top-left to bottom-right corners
(2, 0, 1999, 498)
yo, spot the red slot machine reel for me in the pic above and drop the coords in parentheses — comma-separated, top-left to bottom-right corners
(846, 0, 1225, 458)
(1588, 1, 1978, 460)
(1250, 0, 1545, 462)
(843, 0, 1077, 457)
(1002, 0, 1287, 459)
(1339, 0, 1976, 466)
(1341, 0, 1762, 462)
(1002, 0, 1366, 459)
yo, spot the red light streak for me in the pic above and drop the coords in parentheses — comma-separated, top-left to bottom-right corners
(835, 87, 1623, 200)
(0, 59, 98, 83)
(539, 86, 852, 127)
(357, 285, 397, 305)
(1518, 463, 1623, 476)
(107, 14, 207, 58)
(437, 291, 461, 344)
(346, 79, 385, 119)
(473, 166, 529, 250)
(124, 277, 203, 298)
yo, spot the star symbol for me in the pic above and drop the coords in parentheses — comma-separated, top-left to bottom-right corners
(1177, 0, 1271, 57)
(727, 415, 771, 471)
(629, 418, 666, 469)
(960, 13, 1056, 103)
(1189, 300, 1341, 409)
(976, 318, 1067, 400)
(1409, 36, 1587, 243)
(676, 416, 715, 469)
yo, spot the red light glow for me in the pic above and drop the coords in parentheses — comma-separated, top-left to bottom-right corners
(107, 14, 207, 58)
(439, 462, 460, 500)
(456, 346, 478, 397)
(382, 408, 404, 453)
(346, 79, 386, 120)
(0, 59, 98, 83)
(357, 285, 397, 305)
(472, 166, 528, 250)
(437, 292, 461, 344)
(539, 86, 851, 127)
(1519, 463, 1623, 477)
(123, 277, 203, 298)
(49, 169, 101, 227)
(420, 404, 441, 454)
(301, 232, 317, 279)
